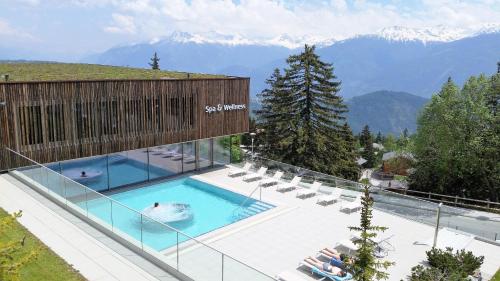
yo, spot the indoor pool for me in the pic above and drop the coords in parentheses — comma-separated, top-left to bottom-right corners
(47, 155, 175, 191)
(85, 177, 274, 250)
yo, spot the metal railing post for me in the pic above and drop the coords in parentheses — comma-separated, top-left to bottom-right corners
(176, 232, 179, 270)
(433, 203, 443, 248)
(221, 253, 225, 281)
(110, 200, 114, 231)
(259, 185, 262, 201)
(85, 188, 89, 217)
(140, 214, 143, 250)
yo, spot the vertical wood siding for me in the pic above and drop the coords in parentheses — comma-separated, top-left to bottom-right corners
(0, 78, 249, 169)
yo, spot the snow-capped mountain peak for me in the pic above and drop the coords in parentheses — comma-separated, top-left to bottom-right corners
(145, 23, 500, 49)
(374, 25, 468, 43)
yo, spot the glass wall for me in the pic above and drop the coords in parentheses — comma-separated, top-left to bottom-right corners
(182, 142, 196, 172)
(214, 137, 231, 166)
(57, 155, 109, 192)
(198, 139, 212, 169)
(108, 149, 148, 188)
(44, 136, 235, 192)
(148, 144, 182, 180)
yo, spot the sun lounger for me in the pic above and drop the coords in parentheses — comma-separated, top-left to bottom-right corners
(243, 167, 268, 181)
(299, 260, 353, 281)
(276, 271, 308, 281)
(259, 171, 284, 187)
(335, 239, 358, 254)
(228, 162, 252, 177)
(340, 195, 362, 213)
(160, 147, 181, 157)
(276, 176, 302, 192)
(149, 146, 166, 155)
(296, 181, 322, 199)
(317, 188, 343, 205)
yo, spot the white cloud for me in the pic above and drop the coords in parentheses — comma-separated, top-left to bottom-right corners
(93, 0, 499, 44)
(104, 13, 137, 34)
(0, 18, 35, 40)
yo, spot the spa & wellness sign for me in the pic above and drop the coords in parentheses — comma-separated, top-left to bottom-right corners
(205, 104, 246, 114)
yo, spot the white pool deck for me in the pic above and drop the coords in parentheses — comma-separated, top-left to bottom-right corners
(189, 167, 500, 281)
(1, 165, 499, 281)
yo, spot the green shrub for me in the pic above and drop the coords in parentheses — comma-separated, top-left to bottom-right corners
(408, 248, 483, 281)
(427, 248, 483, 276)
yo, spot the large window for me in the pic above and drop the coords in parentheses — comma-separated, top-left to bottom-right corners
(214, 137, 231, 166)
(46, 104, 65, 142)
(108, 149, 148, 188)
(182, 142, 196, 172)
(100, 99, 118, 135)
(48, 136, 238, 191)
(18, 105, 43, 145)
(148, 144, 181, 180)
(198, 139, 212, 169)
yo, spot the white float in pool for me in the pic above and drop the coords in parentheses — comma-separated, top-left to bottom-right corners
(142, 203, 193, 223)
(64, 168, 103, 183)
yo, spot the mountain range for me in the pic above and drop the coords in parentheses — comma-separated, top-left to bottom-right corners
(82, 26, 500, 100)
(346, 91, 428, 135)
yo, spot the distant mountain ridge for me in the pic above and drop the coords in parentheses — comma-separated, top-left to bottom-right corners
(82, 31, 500, 100)
(346, 91, 428, 135)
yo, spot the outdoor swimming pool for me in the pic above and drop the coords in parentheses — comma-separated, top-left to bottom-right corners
(85, 177, 274, 250)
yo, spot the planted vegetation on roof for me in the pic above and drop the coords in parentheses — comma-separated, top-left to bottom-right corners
(0, 62, 223, 82)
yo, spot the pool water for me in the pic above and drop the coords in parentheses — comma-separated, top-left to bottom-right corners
(47, 155, 175, 191)
(85, 177, 274, 250)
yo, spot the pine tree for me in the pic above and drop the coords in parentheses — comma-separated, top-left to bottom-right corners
(334, 123, 361, 180)
(375, 132, 383, 144)
(349, 186, 394, 281)
(254, 68, 295, 160)
(360, 125, 376, 168)
(255, 45, 357, 180)
(149, 52, 160, 70)
(359, 125, 371, 147)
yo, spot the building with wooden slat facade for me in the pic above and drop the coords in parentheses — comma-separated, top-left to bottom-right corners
(0, 78, 249, 190)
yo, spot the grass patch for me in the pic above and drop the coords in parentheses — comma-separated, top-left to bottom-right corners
(0, 62, 224, 82)
(0, 208, 86, 281)
(492, 268, 500, 281)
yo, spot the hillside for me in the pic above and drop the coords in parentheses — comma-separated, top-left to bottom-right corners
(346, 91, 428, 135)
(82, 33, 500, 99)
(0, 62, 222, 82)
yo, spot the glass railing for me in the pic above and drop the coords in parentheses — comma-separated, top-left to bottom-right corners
(237, 154, 500, 242)
(5, 148, 275, 281)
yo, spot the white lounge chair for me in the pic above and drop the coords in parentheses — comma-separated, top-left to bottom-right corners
(161, 146, 181, 157)
(228, 162, 252, 177)
(340, 195, 362, 213)
(296, 181, 322, 199)
(259, 171, 284, 187)
(317, 188, 343, 206)
(276, 176, 302, 192)
(335, 239, 358, 255)
(149, 146, 166, 155)
(276, 271, 307, 281)
(243, 167, 268, 181)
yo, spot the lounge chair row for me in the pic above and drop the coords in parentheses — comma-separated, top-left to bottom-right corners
(228, 162, 363, 211)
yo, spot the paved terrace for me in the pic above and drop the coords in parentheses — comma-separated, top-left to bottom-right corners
(187, 167, 500, 281)
(0, 174, 178, 281)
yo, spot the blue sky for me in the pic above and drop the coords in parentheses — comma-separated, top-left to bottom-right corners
(1, 0, 499, 60)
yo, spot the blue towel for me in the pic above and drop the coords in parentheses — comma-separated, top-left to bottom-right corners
(311, 266, 353, 281)
(330, 257, 344, 268)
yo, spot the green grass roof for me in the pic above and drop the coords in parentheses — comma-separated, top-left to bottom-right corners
(0, 62, 224, 82)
